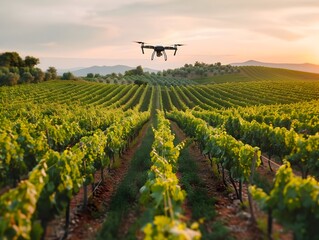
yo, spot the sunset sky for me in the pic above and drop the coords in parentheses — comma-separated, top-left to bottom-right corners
(1, 0, 319, 70)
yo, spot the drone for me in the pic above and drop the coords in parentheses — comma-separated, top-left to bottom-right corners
(134, 41, 184, 61)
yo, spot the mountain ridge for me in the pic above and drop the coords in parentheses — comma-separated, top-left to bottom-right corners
(231, 60, 319, 73)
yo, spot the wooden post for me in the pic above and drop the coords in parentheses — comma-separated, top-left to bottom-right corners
(260, 155, 264, 166)
(222, 166, 228, 187)
(239, 179, 243, 202)
(267, 209, 273, 240)
(83, 159, 88, 209)
(62, 200, 70, 240)
(91, 172, 95, 197)
(101, 166, 104, 182)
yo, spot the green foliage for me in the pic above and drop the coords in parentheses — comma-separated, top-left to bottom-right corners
(0, 71, 318, 239)
(0, 52, 47, 86)
(143, 216, 201, 240)
(250, 162, 319, 239)
(0, 72, 20, 86)
(140, 111, 201, 240)
(125, 65, 144, 76)
(134, 79, 147, 85)
(0, 52, 24, 67)
(86, 73, 94, 78)
(192, 101, 319, 179)
(167, 110, 261, 183)
(0, 159, 48, 240)
(161, 62, 239, 80)
(61, 72, 76, 80)
(20, 72, 35, 83)
(0, 101, 150, 239)
(24, 56, 39, 68)
(46, 67, 57, 80)
(30, 68, 44, 83)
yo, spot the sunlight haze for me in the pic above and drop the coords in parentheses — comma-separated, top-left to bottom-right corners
(1, 0, 319, 70)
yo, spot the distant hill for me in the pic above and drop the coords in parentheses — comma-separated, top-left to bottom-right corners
(193, 65, 319, 84)
(58, 65, 159, 77)
(231, 60, 319, 74)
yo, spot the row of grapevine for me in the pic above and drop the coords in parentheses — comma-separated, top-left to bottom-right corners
(0, 111, 150, 240)
(193, 108, 319, 178)
(2, 76, 319, 113)
(122, 84, 149, 111)
(140, 111, 200, 239)
(228, 99, 319, 135)
(0, 103, 124, 188)
(240, 66, 319, 82)
(160, 80, 319, 111)
(0, 81, 150, 110)
(167, 110, 261, 202)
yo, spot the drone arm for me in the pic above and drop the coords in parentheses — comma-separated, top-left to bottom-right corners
(174, 49, 177, 56)
(163, 50, 167, 61)
(143, 45, 155, 49)
(141, 46, 144, 54)
(164, 46, 176, 50)
(151, 50, 156, 60)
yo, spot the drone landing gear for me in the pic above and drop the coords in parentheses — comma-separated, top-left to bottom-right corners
(151, 51, 156, 60)
(150, 50, 167, 61)
(163, 50, 167, 61)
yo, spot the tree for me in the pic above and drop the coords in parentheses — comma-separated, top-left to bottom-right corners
(86, 73, 94, 78)
(44, 72, 52, 81)
(62, 72, 76, 80)
(20, 72, 34, 83)
(135, 65, 143, 75)
(47, 67, 57, 79)
(0, 52, 24, 67)
(125, 65, 144, 76)
(1, 72, 20, 86)
(134, 79, 147, 85)
(31, 68, 44, 83)
(24, 56, 39, 68)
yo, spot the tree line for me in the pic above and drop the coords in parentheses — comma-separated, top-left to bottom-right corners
(0, 52, 58, 86)
(162, 61, 240, 78)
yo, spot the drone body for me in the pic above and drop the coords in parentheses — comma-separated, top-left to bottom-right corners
(135, 41, 184, 61)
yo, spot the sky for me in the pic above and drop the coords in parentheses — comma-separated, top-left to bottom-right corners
(1, 0, 319, 70)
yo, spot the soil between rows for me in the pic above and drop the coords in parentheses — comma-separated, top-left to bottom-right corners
(170, 121, 263, 240)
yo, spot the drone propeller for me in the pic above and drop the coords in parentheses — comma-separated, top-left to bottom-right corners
(134, 41, 146, 44)
(174, 44, 184, 46)
(134, 41, 147, 54)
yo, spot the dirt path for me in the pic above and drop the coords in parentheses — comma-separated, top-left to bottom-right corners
(170, 121, 262, 240)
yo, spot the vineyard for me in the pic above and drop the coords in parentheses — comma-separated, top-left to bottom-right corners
(0, 66, 319, 240)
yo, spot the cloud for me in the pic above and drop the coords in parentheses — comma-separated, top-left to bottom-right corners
(0, 21, 113, 55)
(1, 0, 319, 67)
(252, 28, 303, 41)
